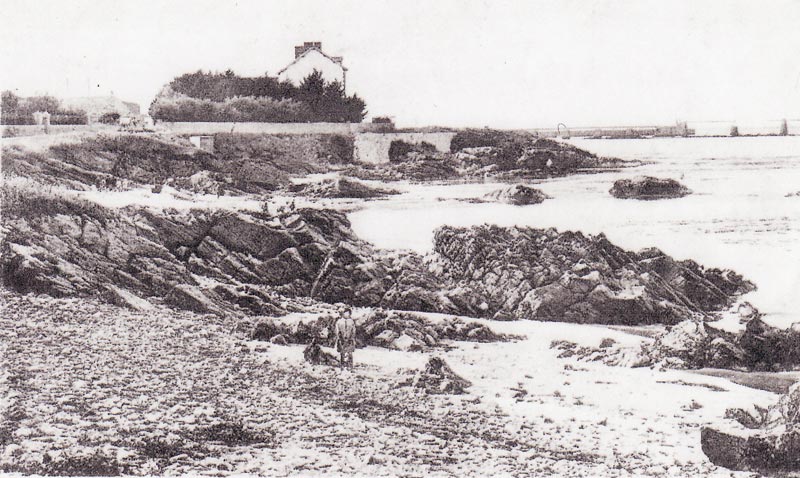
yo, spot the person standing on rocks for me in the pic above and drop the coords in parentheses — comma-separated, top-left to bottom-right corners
(333, 306, 356, 368)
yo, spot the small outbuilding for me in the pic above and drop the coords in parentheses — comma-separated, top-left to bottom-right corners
(189, 135, 214, 153)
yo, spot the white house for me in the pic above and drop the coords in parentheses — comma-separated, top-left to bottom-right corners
(277, 42, 347, 91)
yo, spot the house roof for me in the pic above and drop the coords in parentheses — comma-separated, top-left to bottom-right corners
(276, 47, 348, 76)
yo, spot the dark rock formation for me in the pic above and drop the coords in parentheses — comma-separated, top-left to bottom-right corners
(359, 310, 511, 351)
(609, 176, 691, 200)
(638, 320, 743, 369)
(451, 130, 625, 178)
(1, 182, 366, 315)
(739, 318, 800, 371)
(249, 310, 512, 352)
(388, 140, 438, 162)
(303, 338, 340, 366)
(348, 157, 461, 182)
(1, 133, 354, 195)
(550, 339, 642, 367)
(431, 225, 754, 324)
(350, 129, 630, 183)
(640, 318, 800, 371)
(483, 185, 550, 205)
(2, 181, 753, 327)
(288, 177, 398, 199)
(400, 357, 472, 394)
(701, 383, 800, 473)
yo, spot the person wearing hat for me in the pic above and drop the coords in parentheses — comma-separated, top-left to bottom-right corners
(333, 305, 356, 368)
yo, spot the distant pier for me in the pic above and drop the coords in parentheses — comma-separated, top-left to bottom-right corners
(527, 119, 797, 138)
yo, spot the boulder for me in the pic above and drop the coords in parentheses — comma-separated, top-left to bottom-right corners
(391, 333, 424, 352)
(269, 334, 289, 346)
(402, 357, 472, 395)
(483, 185, 550, 205)
(303, 339, 340, 366)
(700, 428, 748, 471)
(610, 176, 691, 200)
(702, 383, 800, 473)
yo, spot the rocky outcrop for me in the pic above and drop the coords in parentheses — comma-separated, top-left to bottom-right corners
(360, 310, 512, 351)
(399, 357, 472, 394)
(250, 310, 513, 352)
(701, 383, 800, 473)
(2, 181, 754, 327)
(451, 131, 627, 178)
(550, 339, 645, 367)
(483, 185, 550, 205)
(1, 182, 375, 316)
(430, 225, 754, 324)
(639, 318, 800, 371)
(288, 177, 398, 199)
(349, 129, 630, 183)
(348, 157, 461, 182)
(2, 133, 354, 194)
(609, 176, 691, 200)
(303, 339, 341, 366)
(637, 320, 744, 369)
(388, 140, 439, 162)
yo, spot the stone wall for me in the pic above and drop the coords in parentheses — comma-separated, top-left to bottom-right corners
(1, 124, 112, 137)
(160, 122, 388, 135)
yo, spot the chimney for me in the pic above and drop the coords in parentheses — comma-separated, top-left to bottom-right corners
(295, 41, 322, 58)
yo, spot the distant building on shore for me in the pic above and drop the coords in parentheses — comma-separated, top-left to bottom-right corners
(277, 42, 347, 91)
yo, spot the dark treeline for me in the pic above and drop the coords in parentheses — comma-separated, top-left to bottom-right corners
(1, 91, 88, 125)
(150, 70, 367, 123)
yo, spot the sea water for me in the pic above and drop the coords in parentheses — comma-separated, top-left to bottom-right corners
(349, 136, 800, 328)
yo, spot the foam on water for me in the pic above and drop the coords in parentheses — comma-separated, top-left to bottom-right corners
(349, 136, 800, 328)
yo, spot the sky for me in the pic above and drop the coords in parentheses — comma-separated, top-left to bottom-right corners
(1, 0, 799, 128)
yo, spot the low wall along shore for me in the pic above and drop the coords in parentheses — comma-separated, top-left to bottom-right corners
(1, 124, 110, 137)
(161, 121, 390, 135)
(162, 122, 455, 164)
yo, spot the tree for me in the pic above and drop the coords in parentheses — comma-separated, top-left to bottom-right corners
(2, 90, 20, 112)
(25, 95, 61, 113)
(298, 70, 326, 98)
(344, 93, 367, 123)
(154, 68, 367, 123)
